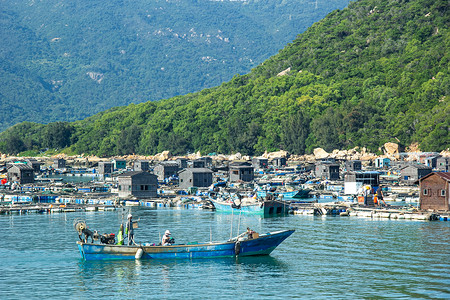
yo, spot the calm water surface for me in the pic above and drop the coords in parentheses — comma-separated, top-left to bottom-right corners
(0, 208, 449, 299)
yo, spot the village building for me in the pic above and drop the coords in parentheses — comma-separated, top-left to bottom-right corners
(229, 162, 254, 182)
(178, 168, 213, 189)
(315, 161, 340, 180)
(345, 160, 362, 172)
(53, 158, 66, 169)
(117, 171, 158, 198)
(344, 171, 380, 195)
(252, 157, 269, 169)
(176, 158, 188, 169)
(271, 157, 287, 168)
(153, 162, 179, 181)
(188, 159, 206, 168)
(7, 164, 34, 184)
(25, 159, 42, 174)
(400, 164, 432, 184)
(134, 160, 150, 172)
(97, 162, 113, 175)
(436, 157, 450, 172)
(112, 159, 127, 170)
(419, 172, 450, 212)
(375, 157, 391, 169)
(198, 157, 213, 168)
(424, 156, 440, 169)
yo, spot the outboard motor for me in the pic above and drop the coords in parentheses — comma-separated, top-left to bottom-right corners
(100, 233, 116, 244)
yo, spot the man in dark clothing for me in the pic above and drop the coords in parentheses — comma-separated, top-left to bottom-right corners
(377, 186, 386, 207)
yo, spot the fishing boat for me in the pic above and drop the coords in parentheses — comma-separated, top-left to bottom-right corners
(77, 229, 295, 261)
(256, 189, 311, 199)
(208, 192, 289, 215)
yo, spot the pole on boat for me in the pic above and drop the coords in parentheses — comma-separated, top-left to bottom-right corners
(230, 205, 234, 240)
(237, 209, 242, 236)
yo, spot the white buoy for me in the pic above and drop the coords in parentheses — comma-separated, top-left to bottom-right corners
(135, 248, 144, 259)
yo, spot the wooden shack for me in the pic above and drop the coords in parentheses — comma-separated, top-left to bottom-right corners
(419, 172, 450, 212)
(252, 157, 269, 169)
(315, 161, 340, 180)
(229, 162, 254, 182)
(153, 162, 179, 181)
(7, 164, 34, 184)
(134, 160, 150, 172)
(188, 159, 206, 168)
(98, 162, 113, 175)
(25, 159, 42, 174)
(117, 171, 158, 198)
(271, 157, 287, 168)
(436, 157, 449, 172)
(178, 168, 213, 189)
(52, 158, 66, 169)
(176, 158, 188, 169)
(112, 159, 127, 170)
(400, 164, 432, 184)
(345, 160, 362, 172)
(375, 157, 391, 168)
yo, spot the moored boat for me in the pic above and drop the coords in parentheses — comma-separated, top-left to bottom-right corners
(77, 229, 295, 261)
(209, 193, 289, 216)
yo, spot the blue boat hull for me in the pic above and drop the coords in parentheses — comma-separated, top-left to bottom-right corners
(77, 230, 294, 261)
(210, 199, 289, 215)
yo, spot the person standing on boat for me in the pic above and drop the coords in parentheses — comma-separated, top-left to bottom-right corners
(126, 214, 134, 246)
(363, 186, 371, 206)
(376, 186, 386, 207)
(162, 230, 173, 246)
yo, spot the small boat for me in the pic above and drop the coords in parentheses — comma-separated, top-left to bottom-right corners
(77, 229, 295, 261)
(209, 193, 289, 216)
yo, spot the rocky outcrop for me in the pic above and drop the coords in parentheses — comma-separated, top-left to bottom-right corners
(313, 148, 329, 159)
(383, 142, 399, 156)
(262, 150, 289, 159)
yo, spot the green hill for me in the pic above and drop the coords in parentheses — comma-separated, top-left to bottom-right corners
(1, 0, 448, 156)
(0, 0, 351, 131)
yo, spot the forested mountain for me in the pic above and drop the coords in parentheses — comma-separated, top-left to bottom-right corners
(1, 0, 448, 156)
(0, 0, 351, 131)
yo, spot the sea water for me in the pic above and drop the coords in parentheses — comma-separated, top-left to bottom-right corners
(0, 208, 449, 299)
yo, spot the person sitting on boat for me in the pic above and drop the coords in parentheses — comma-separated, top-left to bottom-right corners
(246, 227, 255, 239)
(162, 230, 174, 246)
(126, 214, 134, 246)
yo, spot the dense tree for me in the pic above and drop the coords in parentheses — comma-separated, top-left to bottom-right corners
(0, 0, 448, 156)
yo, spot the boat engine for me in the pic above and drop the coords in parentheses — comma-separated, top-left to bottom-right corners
(100, 233, 116, 244)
